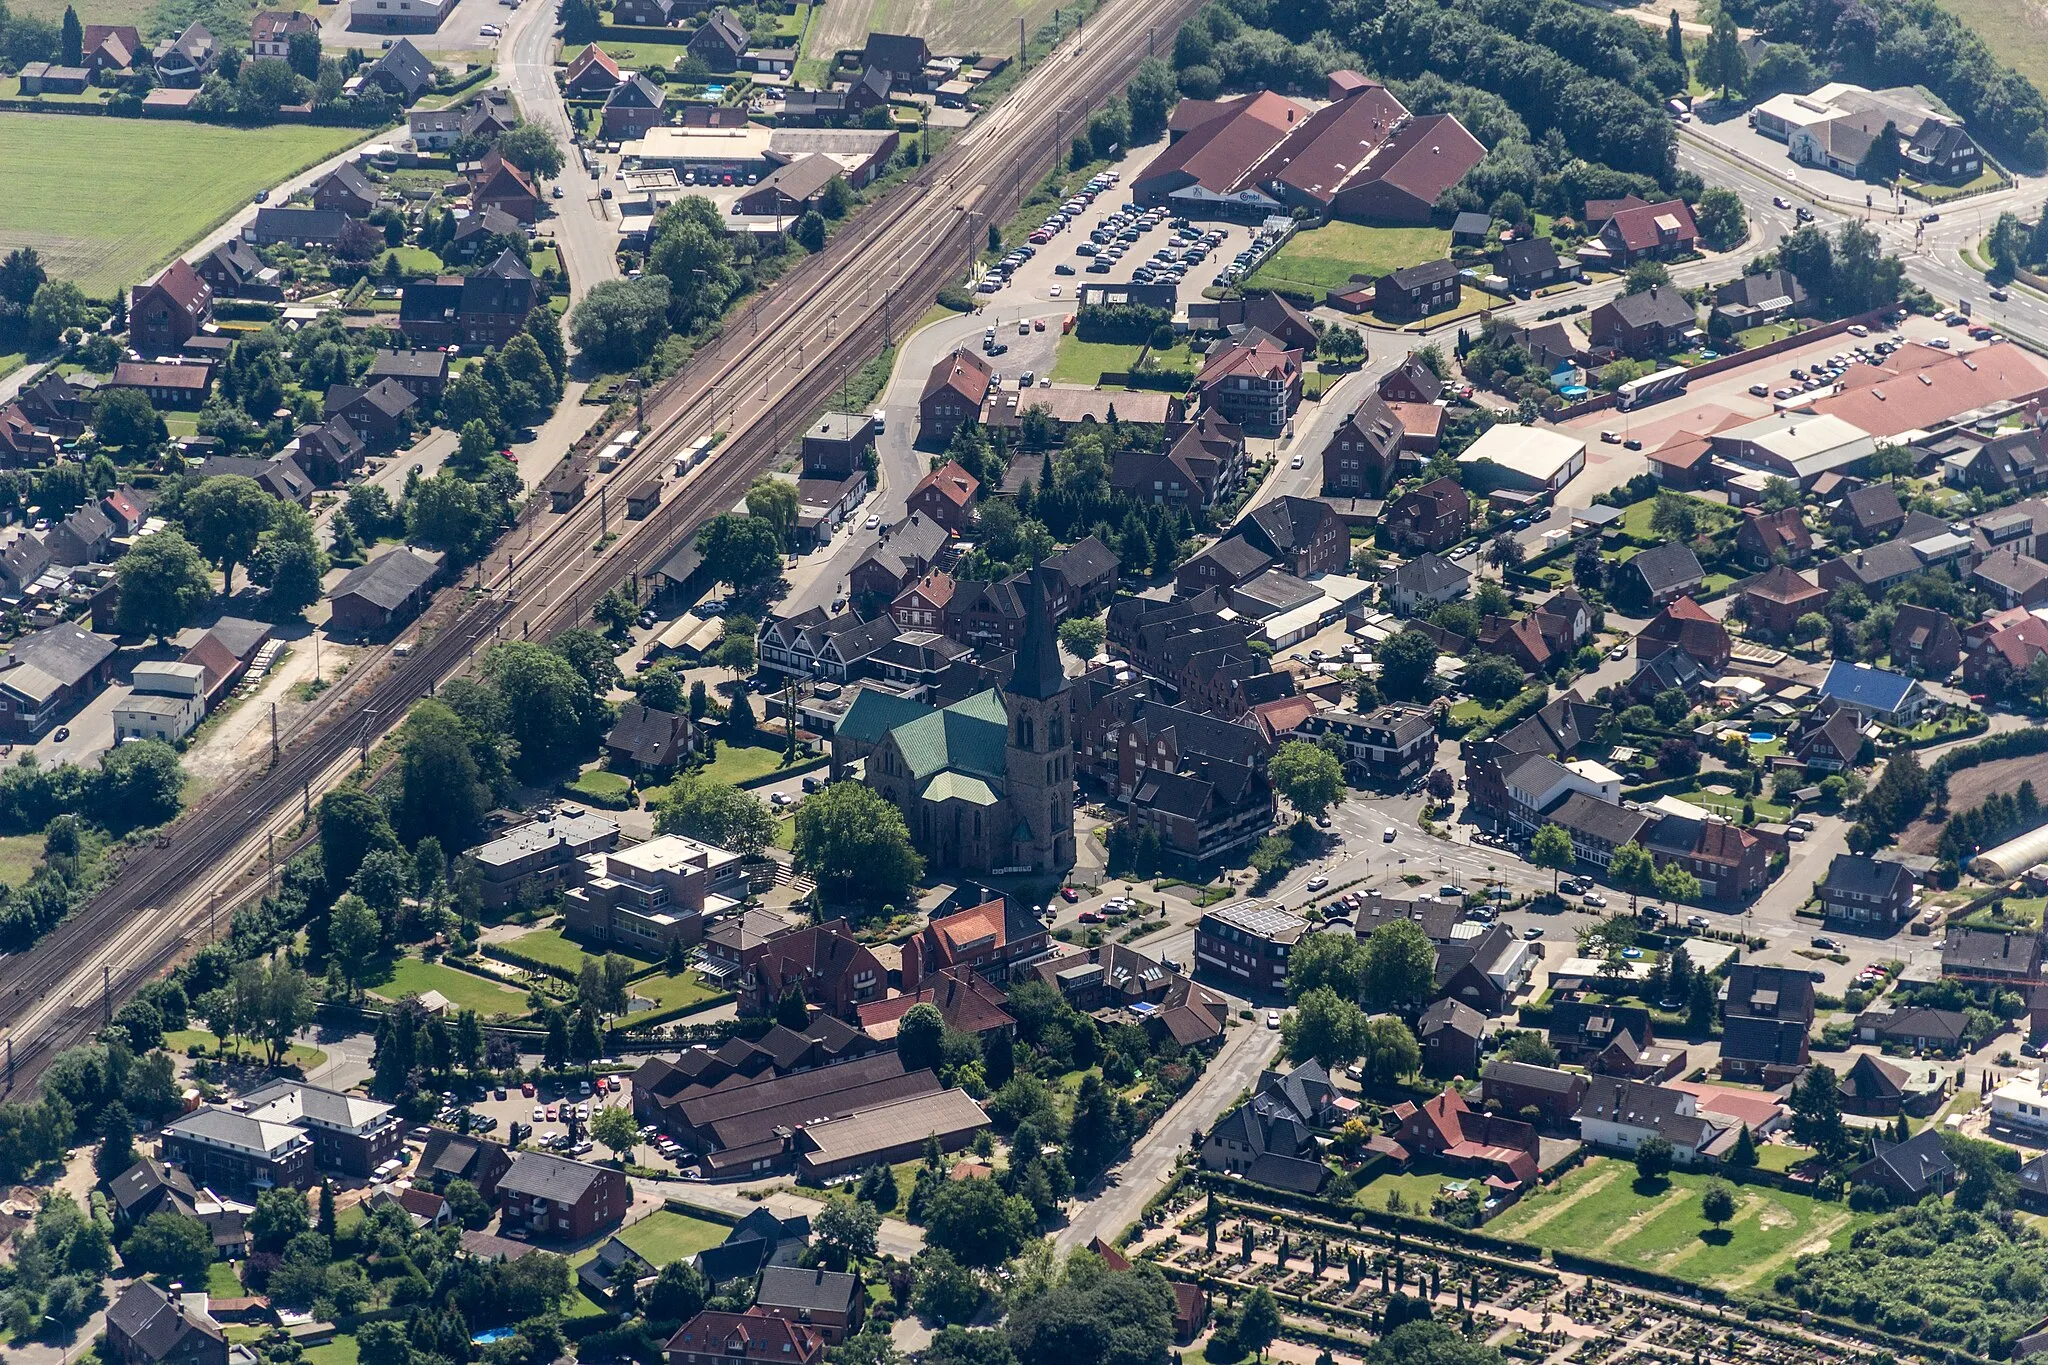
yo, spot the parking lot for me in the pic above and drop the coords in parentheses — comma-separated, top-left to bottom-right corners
(401, 1068, 709, 1177)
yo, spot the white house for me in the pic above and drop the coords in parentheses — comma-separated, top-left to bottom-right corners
(1574, 1076, 1729, 1165)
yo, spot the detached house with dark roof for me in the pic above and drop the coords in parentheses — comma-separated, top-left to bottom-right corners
(1384, 475, 1470, 553)
(1623, 540, 1704, 607)
(1718, 964, 1814, 1083)
(497, 1151, 629, 1241)
(1818, 853, 1917, 927)
(1889, 603, 1962, 678)
(1496, 237, 1571, 292)
(1849, 1128, 1955, 1203)
(1589, 286, 1698, 358)
(1376, 258, 1461, 321)
(131, 259, 213, 354)
(106, 1281, 228, 1365)
(1389, 552, 1471, 614)
(1574, 1076, 1727, 1164)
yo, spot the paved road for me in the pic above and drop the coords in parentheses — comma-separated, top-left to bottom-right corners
(1055, 1013, 1278, 1252)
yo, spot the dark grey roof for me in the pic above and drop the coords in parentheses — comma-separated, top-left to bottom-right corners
(108, 1156, 197, 1216)
(1574, 1076, 1719, 1149)
(1713, 269, 1806, 311)
(1858, 1004, 1965, 1043)
(330, 547, 438, 611)
(1386, 258, 1459, 289)
(107, 1280, 224, 1363)
(1819, 853, 1915, 901)
(252, 206, 348, 240)
(1854, 1128, 1954, 1196)
(1720, 1014, 1809, 1067)
(372, 37, 433, 95)
(369, 348, 449, 381)
(7, 621, 115, 689)
(1499, 238, 1561, 276)
(1481, 1059, 1584, 1093)
(607, 702, 693, 766)
(1604, 286, 1695, 330)
(1190, 534, 1275, 579)
(1841, 483, 1904, 528)
(1451, 211, 1492, 237)
(1045, 535, 1119, 592)
(1628, 541, 1704, 594)
(1550, 790, 1649, 847)
(1391, 552, 1469, 596)
(1418, 997, 1484, 1041)
(497, 1150, 613, 1201)
(756, 1266, 860, 1315)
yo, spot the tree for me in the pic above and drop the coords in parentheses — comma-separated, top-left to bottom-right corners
(485, 640, 607, 779)
(1360, 1015, 1421, 1085)
(1378, 628, 1437, 700)
(250, 501, 329, 621)
(792, 780, 923, 909)
(1360, 920, 1437, 1012)
(27, 280, 89, 348)
(1857, 120, 1903, 183)
(1236, 1288, 1282, 1360)
(697, 512, 783, 592)
(251, 1186, 312, 1252)
(184, 475, 275, 596)
(407, 472, 486, 555)
(1728, 1123, 1758, 1170)
(1634, 1134, 1675, 1183)
(591, 1104, 639, 1162)
(1058, 616, 1104, 660)
(123, 1211, 212, 1282)
(1529, 823, 1575, 894)
(1499, 1031, 1558, 1067)
(1697, 5, 1746, 98)
(498, 122, 565, 178)
(287, 28, 321, 79)
(643, 1260, 709, 1325)
(1464, 655, 1524, 705)
(1486, 531, 1524, 571)
(95, 387, 164, 450)
(912, 1248, 983, 1325)
(897, 1002, 945, 1073)
(923, 1177, 1034, 1268)
(395, 700, 492, 852)
(1624, 261, 1672, 295)
(1699, 1177, 1736, 1230)
(1126, 57, 1176, 141)
(319, 787, 398, 893)
(326, 895, 382, 996)
(776, 983, 810, 1029)
(1788, 1063, 1846, 1157)
(94, 1100, 135, 1180)
(1286, 932, 1371, 1002)
(115, 530, 212, 642)
(1270, 741, 1345, 820)
(60, 6, 80, 64)
(795, 210, 828, 252)
(656, 775, 776, 856)
(1695, 187, 1747, 251)
(357, 1322, 411, 1365)
(1653, 859, 1700, 904)
(1283, 987, 1371, 1066)
(812, 1195, 881, 1270)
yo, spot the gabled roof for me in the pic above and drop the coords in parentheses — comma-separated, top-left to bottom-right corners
(1390, 551, 1469, 596)
(564, 43, 621, 87)
(1819, 852, 1915, 900)
(1602, 198, 1699, 252)
(1740, 563, 1826, 605)
(1853, 1128, 1954, 1196)
(1819, 660, 1917, 712)
(1628, 540, 1704, 594)
(107, 1281, 224, 1363)
(1601, 285, 1695, 331)
(497, 1150, 615, 1202)
(330, 547, 439, 610)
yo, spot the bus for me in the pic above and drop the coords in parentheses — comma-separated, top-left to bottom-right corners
(1616, 366, 1689, 411)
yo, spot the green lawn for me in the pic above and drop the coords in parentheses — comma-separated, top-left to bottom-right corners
(1735, 320, 1805, 349)
(625, 970, 727, 1019)
(304, 1336, 360, 1365)
(1487, 1157, 1868, 1293)
(0, 833, 45, 886)
(1354, 1169, 1469, 1215)
(1051, 335, 1145, 385)
(1615, 494, 1735, 544)
(1933, 0, 2048, 93)
(0, 116, 371, 294)
(689, 741, 799, 787)
(206, 1261, 245, 1298)
(615, 1209, 732, 1264)
(375, 246, 447, 277)
(367, 958, 532, 1018)
(591, 29, 701, 70)
(565, 769, 632, 804)
(161, 1028, 327, 1071)
(1246, 222, 1452, 296)
(505, 927, 655, 973)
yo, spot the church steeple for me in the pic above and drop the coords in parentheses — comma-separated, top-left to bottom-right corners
(1006, 566, 1067, 701)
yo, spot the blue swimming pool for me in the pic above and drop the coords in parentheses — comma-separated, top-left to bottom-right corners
(472, 1329, 516, 1345)
(1748, 731, 1774, 743)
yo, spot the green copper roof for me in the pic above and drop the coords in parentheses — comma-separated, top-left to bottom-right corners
(891, 688, 1008, 782)
(921, 772, 1000, 806)
(837, 689, 935, 747)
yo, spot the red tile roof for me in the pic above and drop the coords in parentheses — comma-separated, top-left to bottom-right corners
(921, 348, 993, 408)
(1809, 341, 2048, 439)
(910, 461, 978, 509)
(1603, 198, 1699, 253)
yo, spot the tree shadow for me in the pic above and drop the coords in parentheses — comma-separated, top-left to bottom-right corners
(1697, 1226, 1733, 1247)
(1631, 1174, 1672, 1197)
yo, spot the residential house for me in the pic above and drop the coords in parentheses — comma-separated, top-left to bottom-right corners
(1839, 1052, 1946, 1117)
(496, 1152, 630, 1241)
(1596, 199, 1699, 264)
(1589, 287, 1697, 358)
(1943, 926, 2044, 985)
(1496, 237, 1570, 293)
(667, 1310, 824, 1365)
(108, 361, 212, 410)
(1966, 610, 2048, 693)
(1478, 1059, 1587, 1131)
(1847, 1129, 1955, 1203)
(604, 74, 667, 139)
(152, 22, 216, 87)
(860, 32, 931, 89)
(901, 895, 1049, 989)
(1574, 1076, 1727, 1164)
(1622, 540, 1704, 607)
(918, 350, 993, 448)
(0, 622, 117, 741)
(1975, 548, 2048, 609)
(1196, 334, 1301, 435)
(756, 607, 899, 683)
(1236, 495, 1346, 578)
(1388, 553, 1471, 615)
(325, 378, 417, 444)
(1856, 1004, 1968, 1056)
(753, 1267, 864, 1345)
(131, 259, 213, 354)
(1835, 483, 1907, 540)
(1888, 603, 1962, 678)
(313, 164, 380, 219)
(417, 1130, 516, 1200)
(1818, 659, 1932, 724)
(1431, 921, 1533, 1015)
(604, 703, 696, 776)
(364, 39, 434, 101)
(1174, 535, 1275, 596)
(251, 8, 317, 59)
(1735, 507, 1814, 569)
(81, 24, 141, 72)
(1375, 259, 1460, 321)
(563, 833, 744, 954)
(1380, 357, 1443, 404)
(1383, 475, 1470, 552)
(562, 43, 623, 96)
(1711, 269, 1807, 331)
(1320, 392, 1405, 498)
(1818, 853, 1917, 927)
(1645, 814, 1768, 902)
(1417, 998, 1485, 1079)
(48, 503, 113, 567)
(688, 8, 749, 70)
(1299, 703, 1437, 788)
(850, 514, 948, 602)
(1718, 964, 1815, 1082)
(398, 251, 540, 349)
(469, 151, 541, 222)
(105, 1281, 227, 1365)
(1793, 704, 1868, 773)
(746, 920, 886, 1020)
(1636, 597, 1730, 673)
(1388, 1087, 1539, 1186)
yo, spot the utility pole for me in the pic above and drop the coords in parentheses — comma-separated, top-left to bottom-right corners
(1020, 15, 1027, 67)
(270, 702, 279, 763)
(103, 965, 111, 1023)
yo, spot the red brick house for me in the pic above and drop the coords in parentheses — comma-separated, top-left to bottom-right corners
(918, 349, 992, 448)
(1597, 198, 1699, 264)
(905, 460, 979, 533)
(668, 1310, 823, 1365)
(900, 896, 1049, 990)
(131, 259, 213, 354)
(746, 920, 885, 1020)
(1736, 564, 1827, 638)
(468, 151, 541, 223)
(1379, 356, 1442, 404)
(1645, 816, 1769, 902)
(494, 1152, 629, 1241)
(1237, 495, 1346, 577)
(1636, 597, 1731, 673)
(1734, 506, 1813, 569)
(751, 1268, 864, 1345)
(1890, 603, 1962, 679)
(1383, 475, 1470, 553)
(1388, 1087, 1539, 1186)
(1196, 335, 1301, 436)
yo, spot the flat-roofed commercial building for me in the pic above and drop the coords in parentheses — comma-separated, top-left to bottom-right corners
(563, 833, 744, 952)
(464, 809, 621, 909)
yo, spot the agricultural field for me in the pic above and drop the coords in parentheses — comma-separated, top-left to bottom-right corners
(1244, 222, 1452, 297)
(805, 0, 1075, 68)
(0, 115, 368, 295)
(1486, 1157, 1870, 1293)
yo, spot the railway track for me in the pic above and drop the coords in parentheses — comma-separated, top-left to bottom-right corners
(0, 0, 1200, 1095)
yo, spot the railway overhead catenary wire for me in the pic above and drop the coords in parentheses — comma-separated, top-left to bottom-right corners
(0, 0, 1201, 1095)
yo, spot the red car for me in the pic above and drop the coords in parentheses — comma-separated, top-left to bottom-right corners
(1079, 910, 1103, 924)
(1060, 886, 1080, 903)
(521, 1081, 536, 1097)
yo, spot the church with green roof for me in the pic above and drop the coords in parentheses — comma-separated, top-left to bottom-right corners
(830, 569, 1076, 876)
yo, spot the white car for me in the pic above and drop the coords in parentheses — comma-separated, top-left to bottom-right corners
(1582, 891, 1608, 908)
(864, 514, 880, 530)
(1382, 827, 1396, 842)
(1306, 875, 1329, 891)
(1266, 1011, 1281, 1029)
(1290, 454, 1303, 468)
(479, 22, 501, 34)
(769, 791, 792, 807)
(1049, 285, 1061, 297)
